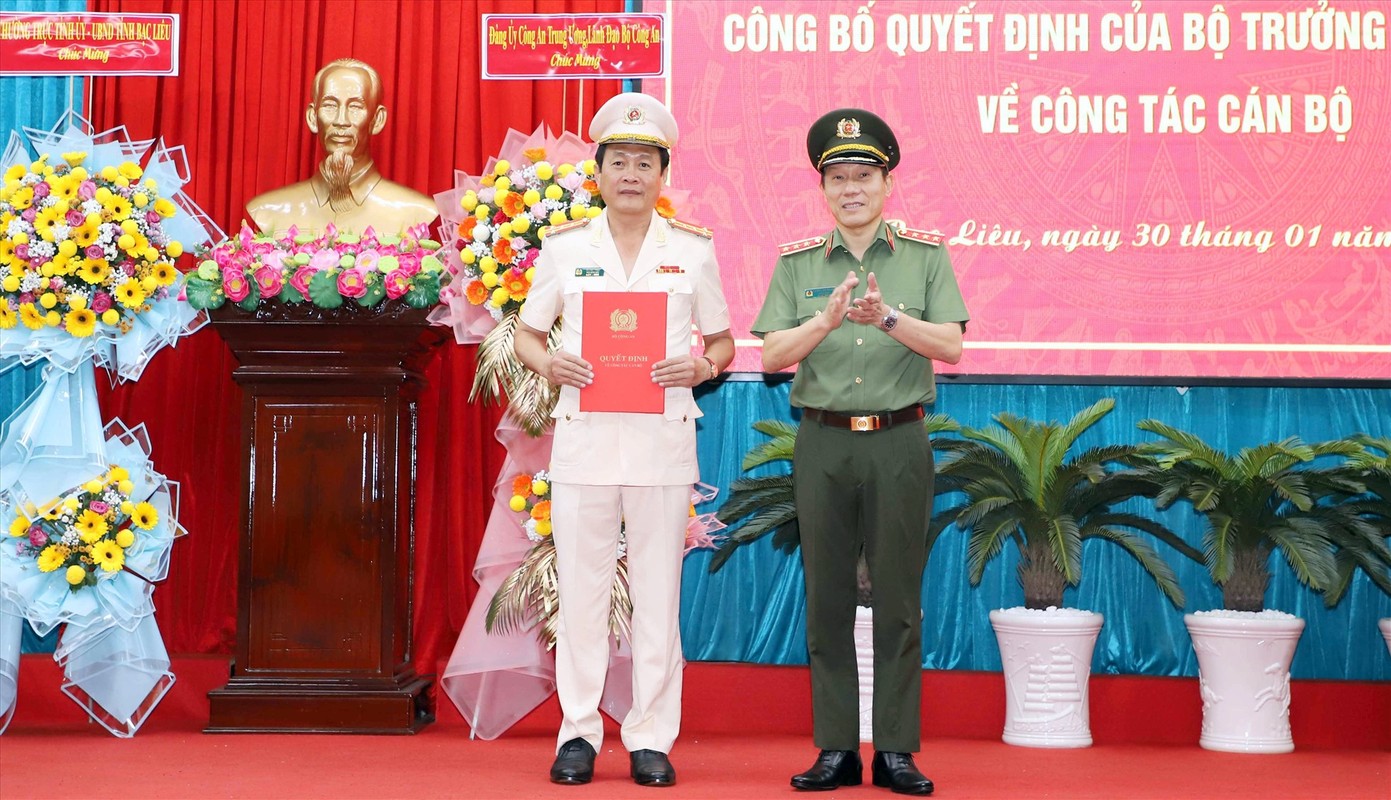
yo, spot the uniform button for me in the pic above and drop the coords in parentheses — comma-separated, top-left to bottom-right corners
(815, 310, 822, 316)
(897, 303, 905, 310)
(856, 338, 864, 346)
(565, 414, 572, 421)
(682, 414, 689, 422)
(859, 264, 865, 272)
(855, 377, 863, 384)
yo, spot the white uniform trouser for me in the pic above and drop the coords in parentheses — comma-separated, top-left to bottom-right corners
(551, 482, 689, 754)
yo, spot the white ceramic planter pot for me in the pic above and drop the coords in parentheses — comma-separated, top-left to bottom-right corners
(854, 605, 873, 742)
(989, 608, 1104, 748)
(1184, 611, 1305, 754)
(1379, 618, 1391, 659)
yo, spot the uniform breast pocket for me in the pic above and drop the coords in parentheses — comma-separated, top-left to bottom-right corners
(649, 275, 694, 327)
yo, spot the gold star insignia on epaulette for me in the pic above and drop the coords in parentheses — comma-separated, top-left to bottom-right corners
(670, 218, 713, 239)
(778, 236, 827, 255)
(545, 218, 591, 237)
(897, 227, 945, 246)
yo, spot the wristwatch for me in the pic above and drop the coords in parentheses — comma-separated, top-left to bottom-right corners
(881, 308, 899, 332)
(702, 356, 719, 381)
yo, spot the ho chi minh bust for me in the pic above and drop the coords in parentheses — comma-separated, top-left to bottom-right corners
(245, 58, 437, 236)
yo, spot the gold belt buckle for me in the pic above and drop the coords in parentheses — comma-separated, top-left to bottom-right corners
(851, 415, 879, 432)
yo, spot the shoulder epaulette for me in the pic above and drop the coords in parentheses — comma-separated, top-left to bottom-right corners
(778, 236, 827, 256)
(896, 226, 944, 246)
(669, 218, 713, 239)
(546, 218, 591, 237)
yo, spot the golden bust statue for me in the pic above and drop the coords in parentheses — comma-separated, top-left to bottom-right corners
(246, 58, 437, 236)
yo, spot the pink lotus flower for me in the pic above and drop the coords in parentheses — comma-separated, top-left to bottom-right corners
(309, 248, 339, 271)
(336, 268, 369, 298)
(289, 266, 318, 296)
(253, 264, 284, 297)
(384, 270, 411, 299)
(355, 249, 381, 272)
(223, 270, 251, 302)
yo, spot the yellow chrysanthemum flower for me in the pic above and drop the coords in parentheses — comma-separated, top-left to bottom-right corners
(50, 176, 80, 203)
(508, 495, 527, 512)
(99, 166, 119, 181)
(544, 185, 563, 202)
(0, 237, 15, 264)
(115, 281, 147, 309)
(45, 310, 61, 327)
(4, 163, 27, 181)
(480, 272, 499, 289)
(91, 540, 125, 573)
(65, 307, 97, 338)
(76, 259, 111, 285)
(8, 515, 30, 538)
(522, 189, 541, 206)
(62, 151, 87, 167)
(490, 287, 510, 307)
(115, 529, 135, 548)
(19, 302, 45, 330)
(153, 197, 176, 218)
(10, 186, 34, 210)
(76, 509, 110, 543)
(131, 502, 159, 530)
(66, 565, 87, 585)
(532, 479, 550, 496)
(535, 519, 552, 536)
(534, 163, 554, 181)
(70, 220, 101, 248)
(118, 161, 143, 180)
(37, 545, 67, 572)
(101, 308, 120, 326)
(83, 479, 103, 493)
(166, 240, 184, 258)
(493, 159, 511, 176)
(34, 204, 67, 241)
(0, 298, 16, 330)
(107, 465, 129, 482)
(150, 262, 177, 286)
(106, 195, 133, 221)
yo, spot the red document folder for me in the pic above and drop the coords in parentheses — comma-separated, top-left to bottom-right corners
(580, 291, 667, 413)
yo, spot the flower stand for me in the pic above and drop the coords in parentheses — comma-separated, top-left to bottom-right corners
(205, 303, 444, 733)
(989, 607, 1104, 748)
(1185, 611, 1306, 753)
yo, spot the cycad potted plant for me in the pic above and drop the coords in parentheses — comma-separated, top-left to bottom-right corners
(1319, 434, 1391, 657)
(1136, 421, 1377, 752)
(711, 415, 959, 740)
(930, 398, 1201, 748)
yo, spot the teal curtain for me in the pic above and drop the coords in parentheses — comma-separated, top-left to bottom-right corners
(682, 379, 1391, 682)
(1, 0, 87, 655)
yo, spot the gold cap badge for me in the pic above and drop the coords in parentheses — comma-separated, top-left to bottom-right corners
(836, 118, 862, 139)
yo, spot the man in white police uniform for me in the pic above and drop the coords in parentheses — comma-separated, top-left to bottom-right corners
(514, 92, 734, 788)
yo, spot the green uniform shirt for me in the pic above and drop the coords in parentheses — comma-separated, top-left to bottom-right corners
(752, 222, 969, 410)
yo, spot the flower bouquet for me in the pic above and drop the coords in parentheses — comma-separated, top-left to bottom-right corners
(183, 222, 447, 315)
(0, 113, 215, 379)
(9, 464, 159, 593)
(486, 472, 725, 650)
(431, 126, 686, 435)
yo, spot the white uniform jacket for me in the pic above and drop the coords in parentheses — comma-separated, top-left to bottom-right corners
(519, 211, 731, 487)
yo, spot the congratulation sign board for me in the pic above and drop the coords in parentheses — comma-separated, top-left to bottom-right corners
(0, 12, 180, 76)
(481, 13, 666, 79)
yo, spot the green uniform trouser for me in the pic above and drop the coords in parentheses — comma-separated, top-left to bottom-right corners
(793, 413, 935, 753)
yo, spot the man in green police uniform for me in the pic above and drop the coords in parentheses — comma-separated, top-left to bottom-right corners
(752, 109, 969, 796)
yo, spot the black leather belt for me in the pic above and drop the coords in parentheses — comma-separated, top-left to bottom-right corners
(803, 406, 925, 432)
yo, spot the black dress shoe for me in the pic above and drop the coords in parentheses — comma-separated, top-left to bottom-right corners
(630, 749, 676, 787)
(872, 751, 934, 795)
(790, 749, 862, 791)
(550, 738, 596, 785)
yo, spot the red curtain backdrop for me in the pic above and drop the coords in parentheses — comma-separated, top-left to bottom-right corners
(87, 0, 623, 677)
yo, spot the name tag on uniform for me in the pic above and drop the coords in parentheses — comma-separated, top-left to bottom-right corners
(575, 267, 604, 277)
(656, 265, 685, 274)
(804, 286, 834, 299)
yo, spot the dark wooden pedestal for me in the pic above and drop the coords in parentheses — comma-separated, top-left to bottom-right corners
(206, 302, 445, 734)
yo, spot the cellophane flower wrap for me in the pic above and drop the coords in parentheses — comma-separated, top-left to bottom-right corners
(0, 113, 213, 737)
(183, 222, 447, 313)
